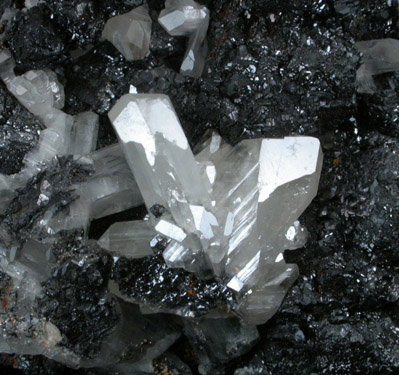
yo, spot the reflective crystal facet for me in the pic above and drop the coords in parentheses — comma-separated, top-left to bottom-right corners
(98, 220, 155, 258)
(159, 0, 210, 77)
(0, 51, 100, 212)
(109, 94, 217, 242)
(102, 5, 152, 61)
(108, 94, 323, 329)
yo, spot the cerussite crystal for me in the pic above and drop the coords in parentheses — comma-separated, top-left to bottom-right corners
(158, 0, 210, 77)
(107, 93, 323, 330)
(108, 94, 219, 248)
(102, 4, 152, 61)
(356, 38, 399, 93)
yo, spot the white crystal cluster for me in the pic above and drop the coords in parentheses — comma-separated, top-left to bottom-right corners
(101, 1, 210, 77)
(107, 93, 323, 325)
(356, 38, 399, 93)
(159, 0, 210, 77)
(0, 45, 322, 372)
(102, 4, 152, 61)
(0, 49, 143, 231)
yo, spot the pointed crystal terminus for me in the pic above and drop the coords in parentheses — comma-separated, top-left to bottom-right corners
(102, 4, 152, 61)
(224, 136, 323, 292)
(98, 220, 155, 258)
(108, 94, 217, 239)
(158, 0, 209, 36)
(158, 0, 210, 77)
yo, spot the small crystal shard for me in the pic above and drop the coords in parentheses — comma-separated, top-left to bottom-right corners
(0, 50, 101, 213)
(98, 220, 155, 258)
(159, 0, 210, 77)
(183, 317, 259, 374)
(355, 39, 399, 93)
(102, 5, 152, 61)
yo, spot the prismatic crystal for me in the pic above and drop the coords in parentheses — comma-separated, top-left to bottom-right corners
(0, 53, 322, 374)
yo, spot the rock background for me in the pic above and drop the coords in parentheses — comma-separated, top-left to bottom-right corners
(1, 0, 398, 374)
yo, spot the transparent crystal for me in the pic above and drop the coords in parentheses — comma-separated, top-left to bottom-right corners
(236, 262, 299, 325)
(68, 111, 99, 155)
(40, 145, 143, 235)
(159, 0, 210, 77)
(108, 94, 218, 246)
(102, 5, 152, 61)
(158, 0, 208, 36)
(107, 94, 323, 328)
(98, 220, 155, 258)
(0, 57, 66, 128)
(224, 137, 323, 292)
(181, 22, 208, 77)
(355, 38, 399, 93)
(183, 317, 259, 374)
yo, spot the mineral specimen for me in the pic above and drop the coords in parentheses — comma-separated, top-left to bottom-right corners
(2, 1, 399, 374)
(0, 54, 322, 370)
(98, 220, 155, 258)
(0, 49, 99, 213)
(159, 0, 210, 77)
(102, 4, 152, 61)
(108, 93, 323, 330)
(356, 38, 399, 93)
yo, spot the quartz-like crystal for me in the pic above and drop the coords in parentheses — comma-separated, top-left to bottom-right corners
(102, 5, 152, 61)
(108, 93, 323, 331)
(183, 317, 259, 374)
(0, 72, 323, 373)
(108, 94, 218, 248)
(355, 38, 399, 93)
(98, 220, 155, 258)
(159, 0, 209, 77)
(38, 144, 143, 235)
(0, 50, 100, 213)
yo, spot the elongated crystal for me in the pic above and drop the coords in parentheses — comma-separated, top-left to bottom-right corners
(40, 144, 143, 234)
(98, 220, 155, 258)
(108, 94, 218, 244)
(159, 0, 209, 77)
(224, 137, 322, 292)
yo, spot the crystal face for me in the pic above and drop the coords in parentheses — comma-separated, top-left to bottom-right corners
(159, 0, 210, 77)
(102, 5, 152, 61)
(0, 66, 322, 371)
(108, 93, 323, 323)
(355, 38, 399, 93)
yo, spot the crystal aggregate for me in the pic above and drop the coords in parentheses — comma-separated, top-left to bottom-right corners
(0, 47, 322, 373)
(0, 2, 327, 374)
